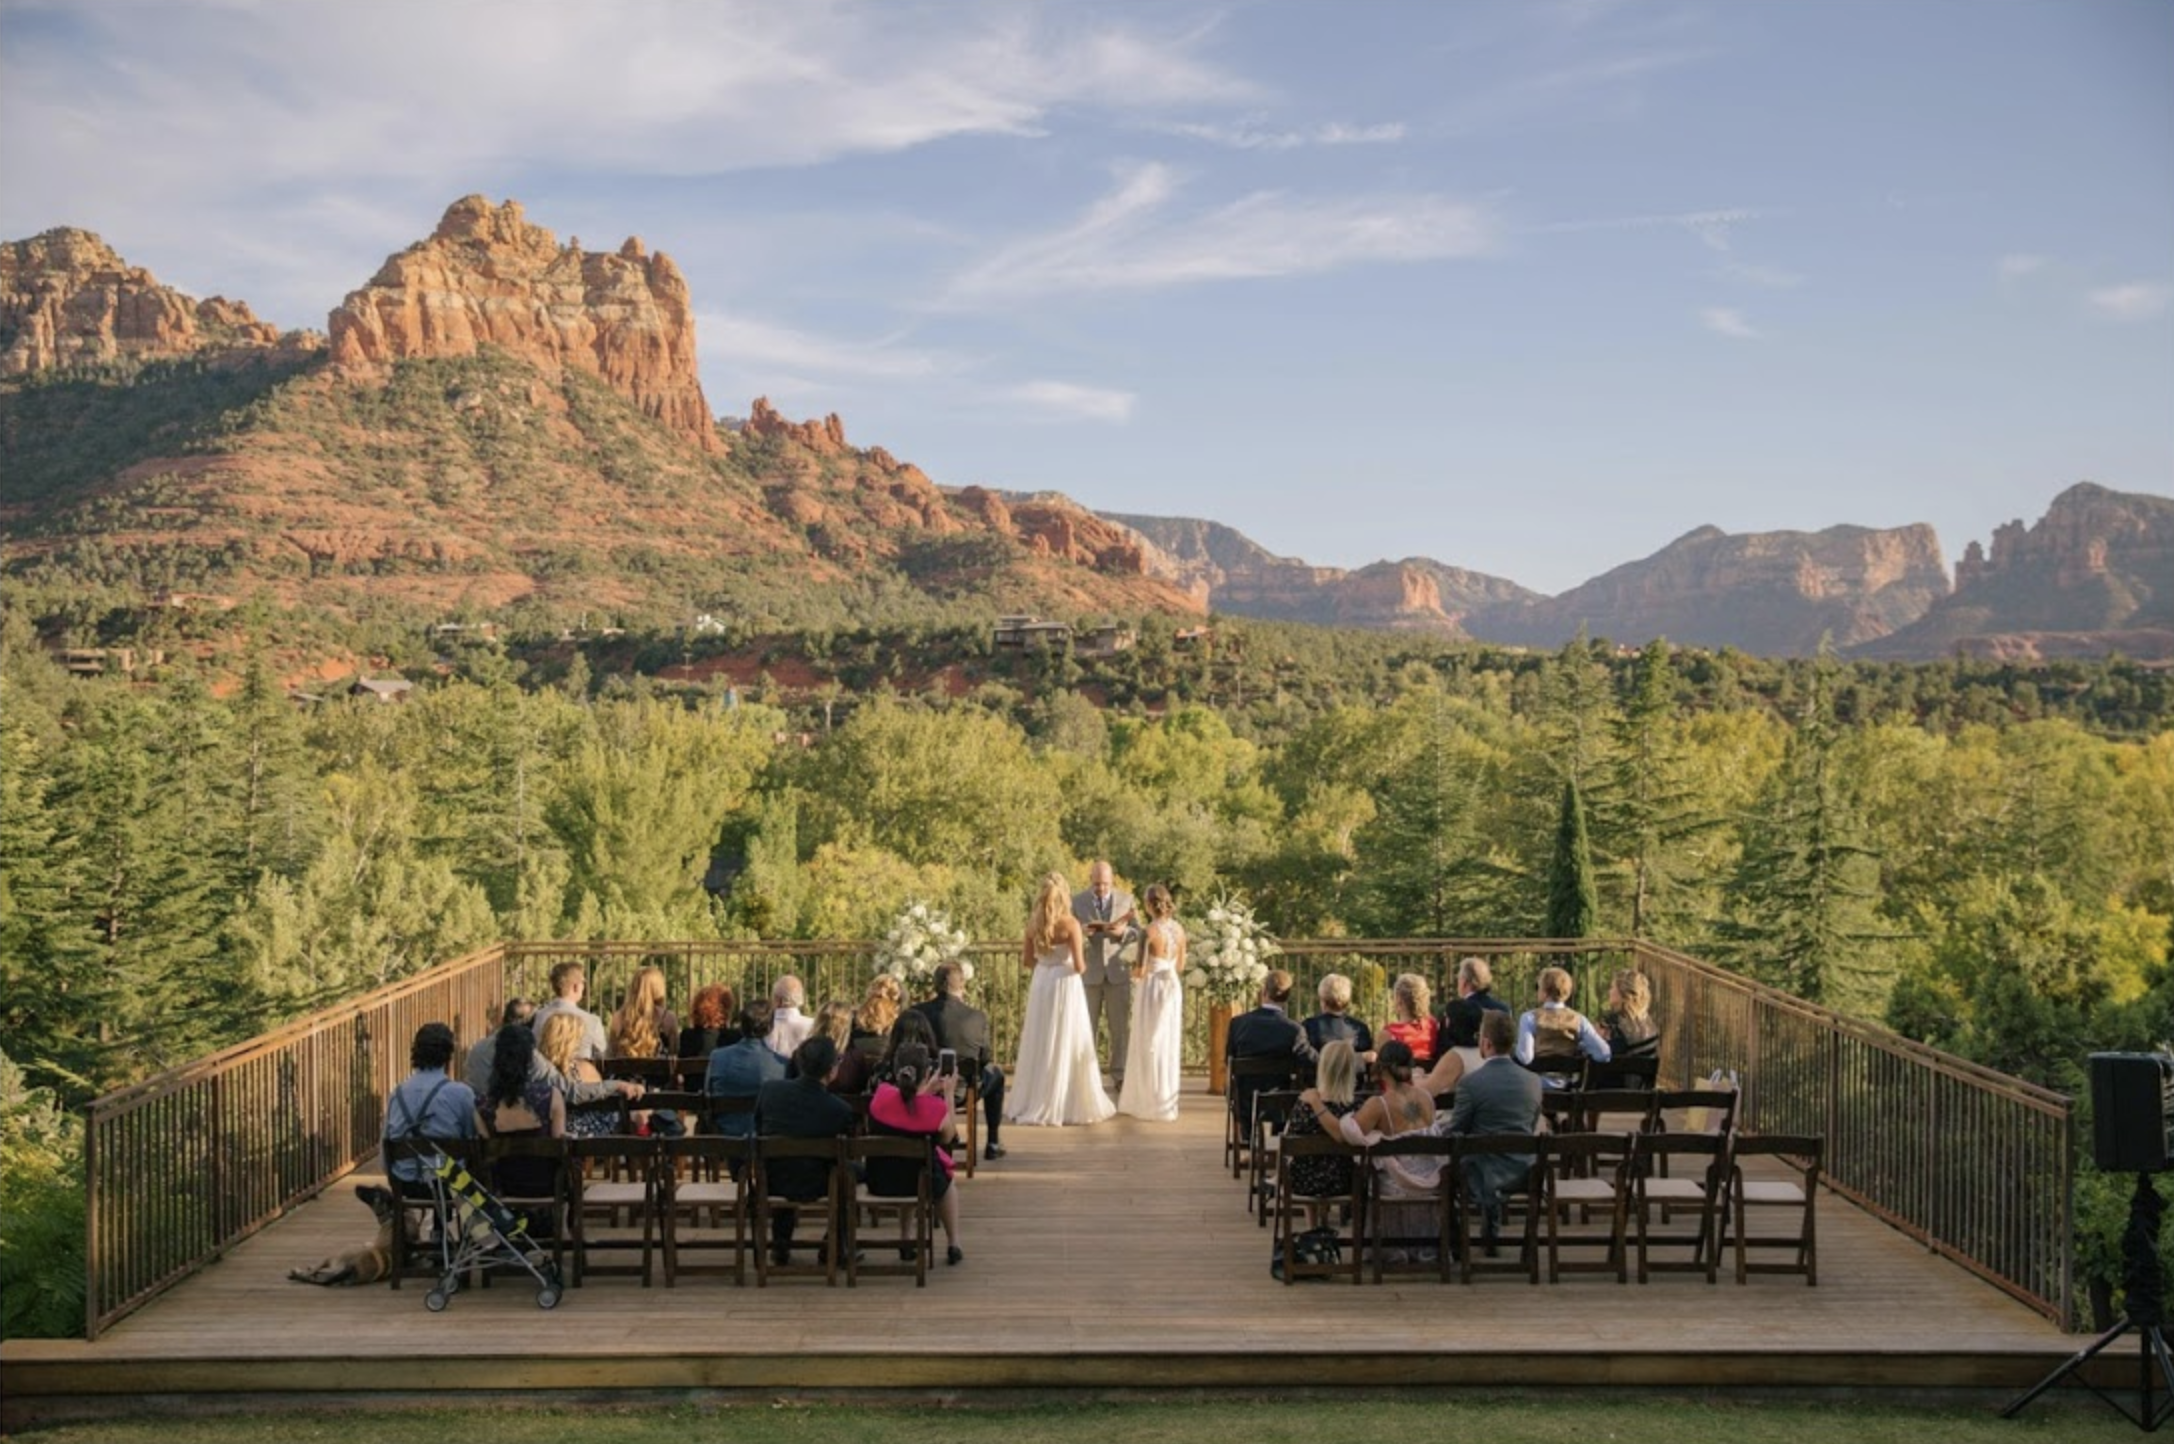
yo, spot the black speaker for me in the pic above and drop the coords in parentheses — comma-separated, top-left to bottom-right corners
(2091, 1052, 2174, 1173)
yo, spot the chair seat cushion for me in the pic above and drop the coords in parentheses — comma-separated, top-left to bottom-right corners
(1553, 1181, 1621, 1204)
(676, 1182, 738, 1205)
(1641, 1180, 1708, 1202)
(584, 1183, 648, 1206)
(1738, 1181, 1807, 1204)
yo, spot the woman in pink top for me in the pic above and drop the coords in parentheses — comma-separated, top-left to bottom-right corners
(867, 1042, 965, 1265)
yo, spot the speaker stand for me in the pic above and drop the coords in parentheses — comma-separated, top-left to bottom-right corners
(2005, 1172, 2174, 1432)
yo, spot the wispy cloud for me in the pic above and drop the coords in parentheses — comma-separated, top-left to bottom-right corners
(1156, 116, 1406, 151)
(1539, 206, 1767, 250)
(946, 162, 1496, 304)
(1724, 261, 1805, 289)
(994, 381, 1137, 423)
(697, 314, 959, 384)
(1700, 307, 1760, 340)
(1997, 253, 2049, 283)
(2085, 282, 2173, 322)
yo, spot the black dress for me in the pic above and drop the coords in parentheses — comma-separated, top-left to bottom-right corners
(1282, 1099, 1359, 1197)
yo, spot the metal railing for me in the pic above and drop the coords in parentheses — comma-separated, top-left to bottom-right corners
(81, 935, 2074, 1337)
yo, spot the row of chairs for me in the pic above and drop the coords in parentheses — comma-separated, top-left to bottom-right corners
(600, 1054, 987, 1177)
(383, 1123, 943, 1292)
(1269, 1126, 1822, 1288)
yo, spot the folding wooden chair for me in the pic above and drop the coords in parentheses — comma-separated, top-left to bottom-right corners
(1583, 1054, 1660, 1092)
(1365, 1135, 1456, 1284)
(382, 1137, 477, 1289)
(752, 1135, 845, 1286)
(481, 1134, 571, 1288)
(848, 1135, 936, 1286)
(1227, 1055, 1306, 1178)
(567, 1135, 658, 1286)
(1448, 1134, 1542, 1285)
(1272, 1131, 1366, 1286)
(953, 1058, 983, 1180)
(600, 1056, 676, 1089)
(660, 1132, 749, 1286)
(1249, 1089, 1303, 1225)
(1523, 1053, 1587, 1091)
(1633, 1131, 1729, 1284)
(1728, 1134, 1821, 1286)
(1541, 1132, 1635, 1284)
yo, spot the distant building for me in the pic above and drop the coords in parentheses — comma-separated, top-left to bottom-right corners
(1172, 626, 1214, 651)
(48, 646, 162, 677)
(427, 621, 499, 644)
(689, 613, 728, 635)
(993, 615, 1073, 651)
(350, 676, 415, 703)
(1077, 624, 1137, 659)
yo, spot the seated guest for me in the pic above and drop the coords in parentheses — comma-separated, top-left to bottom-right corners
(476, 1023, 566, 1220)
(1447, 1011, 1543, 1251)
(707, 998, 785, 1139)
(1226, 969, 1318, 1133)
(1598, 970, 1660, 1062)
(463, 997, 536, 1095)
(608, 964, 679, 1060)
(768, 974, 814, 1057)
(811, 999, 870, 1095)
(1297, 1040, 1441, 1251)
(677, 984, 739, 1073)
(1513, 965, 1611, 1081)
(867, 1042, 966, 1265)
(1284, 1040, 1362, 1200)
(1383, 973, 1440, 1067)
(1440, 955, 1511, 1049)
(875, 1010, 940, 1088)
(385, 1022, 476, 1199)
(912, 960, 1006, 1161)
(754, 1035, 858, 1266)
(532, 960, 610, 1063)
(1302, 973, 1377, 1061)
(851, 975, 904, 1051)
(539, 1012, 620, 1138)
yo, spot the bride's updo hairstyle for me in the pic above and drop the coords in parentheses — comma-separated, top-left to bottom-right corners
(1376, 1039, 1417, 1087)
(891, 1042, 932, 1102)
(1142, 883, 1173, 919)
(1029, 871, 1070, 951)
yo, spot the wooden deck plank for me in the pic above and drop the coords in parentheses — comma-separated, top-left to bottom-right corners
(3, 1083, 2086, 1404)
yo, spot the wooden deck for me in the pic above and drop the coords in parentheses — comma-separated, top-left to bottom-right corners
(3, 1083, 2094, 1418)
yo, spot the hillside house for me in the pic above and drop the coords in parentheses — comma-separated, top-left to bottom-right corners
(993, 615, 1072, 651)
(350, 676, 415, 703)
(1077, 624, 1137, 658)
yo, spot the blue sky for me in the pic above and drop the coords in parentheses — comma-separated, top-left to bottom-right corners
(3, 0, 2168, 593)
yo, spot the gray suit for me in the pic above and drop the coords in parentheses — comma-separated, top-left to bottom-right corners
(1072, 885, 1137, 1079)
(1445, 1055, 1543, 1224)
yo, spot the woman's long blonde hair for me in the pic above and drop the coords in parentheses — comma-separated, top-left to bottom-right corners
(537, 1012, 585, 1076)
(856, 975, 901, 1037)
(610, 966, 668, 1059)
(1028, 872, 1071, 952)
(1392, 972, 1431, 1022)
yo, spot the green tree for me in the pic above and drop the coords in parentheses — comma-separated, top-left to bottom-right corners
(1545, 779, 1598, 940)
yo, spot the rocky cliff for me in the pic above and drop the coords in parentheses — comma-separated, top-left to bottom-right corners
(1106, 511, 1536, 633)
(1469, 522, 1950, 654)
(0, 228, 314, 375)
(328, 196, 718, 451)
(1854, 483, 2174, 659)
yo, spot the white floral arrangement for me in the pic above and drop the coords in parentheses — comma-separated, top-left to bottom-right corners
(873, 901, 974, 985)
(1182, 892, 1279, 1003)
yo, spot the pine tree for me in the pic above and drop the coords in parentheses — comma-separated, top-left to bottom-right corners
(1545, 779, 1598, 940)
(1719, 646, 1894, 1012)
(1607, 639, 1723, 937)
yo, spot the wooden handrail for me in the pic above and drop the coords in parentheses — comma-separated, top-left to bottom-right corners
(80, 934, 2074, 1338)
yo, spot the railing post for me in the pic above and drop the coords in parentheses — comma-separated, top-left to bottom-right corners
(83, 1103, 102, 1341)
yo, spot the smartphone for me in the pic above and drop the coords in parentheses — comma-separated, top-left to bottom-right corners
(938, 1047, 958, 1075)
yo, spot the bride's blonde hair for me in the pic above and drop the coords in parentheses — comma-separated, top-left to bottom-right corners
(1028, 872, 1071, 952)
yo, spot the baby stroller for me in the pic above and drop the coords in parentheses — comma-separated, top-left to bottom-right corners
(413, 1147, 563, 1312)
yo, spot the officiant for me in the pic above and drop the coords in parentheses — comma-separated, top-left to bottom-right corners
(1072, 860, 1139, 1087)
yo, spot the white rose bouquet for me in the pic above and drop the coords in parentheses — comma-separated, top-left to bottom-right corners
(873, 901, 975, 985)
(1182, 891, 1279, 1003)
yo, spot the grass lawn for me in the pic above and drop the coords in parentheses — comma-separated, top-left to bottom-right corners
(8, 1396, 2146, 1443)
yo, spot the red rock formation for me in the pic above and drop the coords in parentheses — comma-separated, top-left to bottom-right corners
(328, 196, 717, 450)
(744, 396, 845, 454)
(0, 228, 305, 375)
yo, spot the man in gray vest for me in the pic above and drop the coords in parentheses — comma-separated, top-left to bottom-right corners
(1072, 859, 1138, 1085)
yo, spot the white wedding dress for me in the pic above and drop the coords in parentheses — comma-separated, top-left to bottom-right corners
(1006, 945, 1116, 1126)
(1118, 920, 1183, 1122)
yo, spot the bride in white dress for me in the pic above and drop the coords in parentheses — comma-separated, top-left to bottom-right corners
(1005, 872, 1116, 1127)
(1118, 883, 1185, 1121)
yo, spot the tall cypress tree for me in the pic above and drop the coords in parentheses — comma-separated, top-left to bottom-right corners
(1545, 778, 1598, 940)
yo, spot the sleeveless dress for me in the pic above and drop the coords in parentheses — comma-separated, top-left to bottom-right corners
(1005, 944, 1116, 1126)
(1118, 920, 1183, 1122)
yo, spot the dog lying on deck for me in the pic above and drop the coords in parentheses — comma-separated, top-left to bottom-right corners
(286, 1184, 400, 1286)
